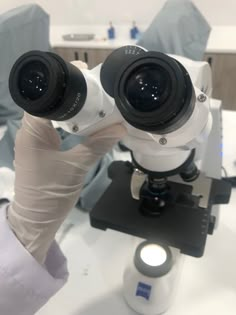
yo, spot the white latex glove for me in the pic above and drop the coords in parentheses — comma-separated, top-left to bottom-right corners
(7, 110, 126, 264)
(70, 60, 88, 69)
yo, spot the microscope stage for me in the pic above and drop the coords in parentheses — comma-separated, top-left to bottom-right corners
(90, 162, 231, 257)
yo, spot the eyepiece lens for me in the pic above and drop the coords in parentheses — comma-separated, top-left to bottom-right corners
(125, 65, 171, 112)
(18, 61, 49, 101)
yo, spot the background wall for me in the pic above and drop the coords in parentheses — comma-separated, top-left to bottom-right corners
(0, 0, 236, 26)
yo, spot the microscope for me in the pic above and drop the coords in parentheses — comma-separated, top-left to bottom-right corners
(9, 45, 231, 314)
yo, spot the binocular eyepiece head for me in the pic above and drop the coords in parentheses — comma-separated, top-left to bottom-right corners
(9, 45, 195, 134)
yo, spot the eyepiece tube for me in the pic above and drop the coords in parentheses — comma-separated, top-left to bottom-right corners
(9, 51, 87, 121)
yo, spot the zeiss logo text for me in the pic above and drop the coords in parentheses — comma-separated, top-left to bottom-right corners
(136, 282, 152, 300)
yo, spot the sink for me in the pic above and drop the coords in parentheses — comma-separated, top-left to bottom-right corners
(62, 33, 95, 41)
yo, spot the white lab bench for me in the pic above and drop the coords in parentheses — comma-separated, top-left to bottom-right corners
(37, 109, 236, 315)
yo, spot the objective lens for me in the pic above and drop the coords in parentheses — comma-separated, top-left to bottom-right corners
(18, 61, 49, 101)
(125, 65, 171, 112)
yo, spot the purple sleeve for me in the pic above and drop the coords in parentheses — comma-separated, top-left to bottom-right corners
(0, 203, 69, 315)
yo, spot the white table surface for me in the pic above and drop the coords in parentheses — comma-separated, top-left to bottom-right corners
(37, 110, 236, 315)
(50, 25, 236, 54)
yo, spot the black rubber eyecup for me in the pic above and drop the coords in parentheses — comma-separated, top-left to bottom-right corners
(9, 51, 67, 117)
(9, 51, 87, 121)
(114, 52, 195, 134)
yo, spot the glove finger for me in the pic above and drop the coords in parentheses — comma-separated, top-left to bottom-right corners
(15, 112, 61, 151)
(70, 60, 88, 69)
(57, 124, 127, 172)
(83, 123, 127, 151)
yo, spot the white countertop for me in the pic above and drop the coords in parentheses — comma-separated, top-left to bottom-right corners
(52, 38, 137, 49)
(37, 109, 236, 315)
(50, 25, 236, 54)
(50, 24, 139, 49)
(207, 26, 236, 53)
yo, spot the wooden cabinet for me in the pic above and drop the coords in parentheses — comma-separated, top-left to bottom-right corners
(204, 53, 236, 110)
(53, 47, 113, 69)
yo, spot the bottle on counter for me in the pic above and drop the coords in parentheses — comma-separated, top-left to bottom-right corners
(108, 21, 115, 39)
(130, 21, 140, 40)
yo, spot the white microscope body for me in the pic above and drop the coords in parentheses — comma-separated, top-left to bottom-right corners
(9, 45, 227, 315)
(55, 50, 223, 315)
(58, 51, 214, 177)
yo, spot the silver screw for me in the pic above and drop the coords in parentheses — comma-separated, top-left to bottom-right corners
(72, 124, 79, 133)
(197, 94, 207, 103)
(99, 110, 106, 118)
(159, 137, 167, 145)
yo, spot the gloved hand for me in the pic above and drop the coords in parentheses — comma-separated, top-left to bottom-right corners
(7, 70, 126, 264)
